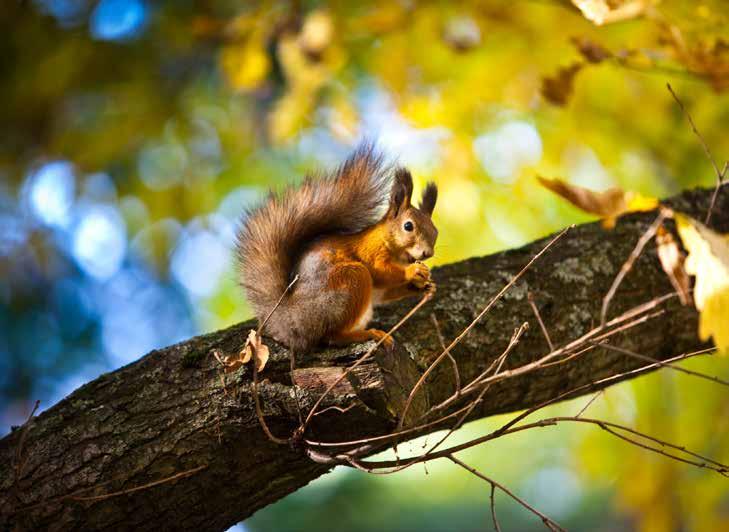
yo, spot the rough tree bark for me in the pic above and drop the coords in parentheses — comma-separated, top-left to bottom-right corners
(1, 187, 726, 532)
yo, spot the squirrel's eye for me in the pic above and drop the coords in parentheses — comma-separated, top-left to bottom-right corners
(403, 221, 414, 232)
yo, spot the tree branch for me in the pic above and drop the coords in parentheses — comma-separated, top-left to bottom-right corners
(1, 186, 726, 532)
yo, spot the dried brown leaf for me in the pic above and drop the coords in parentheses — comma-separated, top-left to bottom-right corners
(537, 176, 658, 229)
(656, 225, 691, 305)
(571, 36, 613, 63)
(254, 341, 270, 372)
(219, 330, 271, 373)
(541, 63, 582, 106)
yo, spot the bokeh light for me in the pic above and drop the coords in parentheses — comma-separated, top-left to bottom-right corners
(90, 0, 147, 41)
(2, 1, 728, 530)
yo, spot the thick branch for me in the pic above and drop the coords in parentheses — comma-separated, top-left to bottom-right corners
(1, 186, 726, 532)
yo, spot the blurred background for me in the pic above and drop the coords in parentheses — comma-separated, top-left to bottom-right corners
(1, 0, 728, 530)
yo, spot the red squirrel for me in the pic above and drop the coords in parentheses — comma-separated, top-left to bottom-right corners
(236, 145, 438, 352)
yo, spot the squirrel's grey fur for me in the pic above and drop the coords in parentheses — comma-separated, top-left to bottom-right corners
(236, 144, 393, 351)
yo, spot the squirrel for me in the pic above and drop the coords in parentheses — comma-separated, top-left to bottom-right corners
(236, 145, 438, 352)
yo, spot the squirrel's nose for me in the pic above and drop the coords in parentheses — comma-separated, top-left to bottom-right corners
(420, 249, 433, 260)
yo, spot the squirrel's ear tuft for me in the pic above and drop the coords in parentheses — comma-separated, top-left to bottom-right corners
(389, 168, 413, 217)
(419, 182, 437, 217)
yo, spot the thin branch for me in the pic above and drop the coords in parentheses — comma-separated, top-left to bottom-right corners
(397, 226, 570, 432)
(430, 313, 461, 397)
(252, 358, 289, 445)
(528, 292, 554, 351)
(490, 482, 501, 532)
(251, 275, 301, 445)
(353, 413, 729, 477)
(449, 455, 565, 532)
(257, 275, 299, 335)
(427, 300, 668, 418)
(600, 343, 728, 387)
(304, 301, 702, 451)
(706, 162, 728, 225)
(601, 212, 666, 326)
(575, 390, 603, 418)
(418, 323, 528, 462)
(666, 83, 726, 224)
(68, 465, 208, 503)
(16, 465, 208, 513)
(329, 349, 713, 470)
(312, 403, 358, 417)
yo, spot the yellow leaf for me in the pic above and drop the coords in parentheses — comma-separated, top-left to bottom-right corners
(537, 176, 658, 228)
(219, 41, 270, 91)
(298, 9, 334, 59)
(675, 214, 729, 355)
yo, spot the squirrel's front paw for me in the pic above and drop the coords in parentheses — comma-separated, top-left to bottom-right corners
(406, 261, 431, 289)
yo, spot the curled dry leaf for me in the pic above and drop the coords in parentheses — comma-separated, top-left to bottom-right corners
(656, 225, 691, 305)
(221, 330, 271, 373)
(541, 63, 582, 106)
(675, 214, 729, 355)
(537, 176, 659, 229)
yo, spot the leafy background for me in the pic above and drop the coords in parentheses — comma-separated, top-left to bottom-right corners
(1, 1, 728, 530)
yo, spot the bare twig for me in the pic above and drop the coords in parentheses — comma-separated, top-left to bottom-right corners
(601, 212, 666, 326)
(252, 358, 289, 445)
(430, 313, 461, 396)
(304, 300, 703, 453)
(706, 161, 728, 225)
(353, 412, 729, 477)
(600, 343, 728, 387)
(419, 323, 528, 462)
(397, 227, 570, 432)
(16, 465, 207, 513)
(528, 292, 554, 351)
(489, 483, 501, 532)
(69, 465, 208, 503)
(312, 403, 358, 417)
(449, 455, 565, 532)
(251, 275, 300, 445)
(666, 83, 727, 224)
(257, 275, 299, 335)
(317, 347, 712, 469)
(576, 390, 603, 418)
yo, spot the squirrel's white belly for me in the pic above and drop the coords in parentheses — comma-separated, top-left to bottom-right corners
(351, 301, 373, 331)
(350, 288, 384, 332)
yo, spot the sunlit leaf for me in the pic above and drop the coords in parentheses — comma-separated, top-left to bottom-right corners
(219, 41, 271, 91)
(299, 9, 334, 59)
(537, 176, 659, 228)
(656, 225, 691, 305)
(571, 0, 651, 26)
(675, 213, 729, 355)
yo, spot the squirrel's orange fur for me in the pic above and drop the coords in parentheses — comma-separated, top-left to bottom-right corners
(236, 145, 438, 352)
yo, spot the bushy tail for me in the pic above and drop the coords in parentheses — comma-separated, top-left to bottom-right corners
(236, 145, 392, 328)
